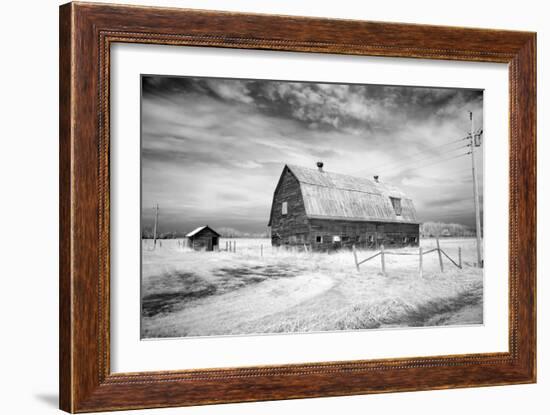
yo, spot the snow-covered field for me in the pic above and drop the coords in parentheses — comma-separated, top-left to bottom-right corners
(141, 237, 483, 338)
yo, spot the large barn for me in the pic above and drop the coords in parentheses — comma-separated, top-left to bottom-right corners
(268, 163, 420, 250)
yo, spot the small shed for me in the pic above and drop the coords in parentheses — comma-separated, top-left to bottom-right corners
(185, 225, 220, 251)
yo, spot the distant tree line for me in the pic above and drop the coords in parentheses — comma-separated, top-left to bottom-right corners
(420, 222, 476, 238)
(141, 223, 474, 239)
(216, 227, 269, 238)
(141, 229, 179, 239)
(141, 227, 269, 239)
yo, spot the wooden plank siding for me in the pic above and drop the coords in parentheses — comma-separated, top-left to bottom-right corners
(308, 219, 419, 250)
(269, 168, 310, 246)
(187, 227, 220, 251)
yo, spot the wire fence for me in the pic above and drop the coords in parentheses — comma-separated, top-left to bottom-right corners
(145, 238, 475, 273)
(352, 237, 465, 277)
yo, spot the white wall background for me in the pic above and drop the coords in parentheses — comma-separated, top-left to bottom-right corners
(0, 1, 546, 414)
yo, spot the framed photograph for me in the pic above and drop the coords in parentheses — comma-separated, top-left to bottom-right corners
(59, 2, 536, 412)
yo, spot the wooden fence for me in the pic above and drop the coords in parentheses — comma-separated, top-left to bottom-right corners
(224, 240, 238, 253)
(352, 237, 462, 277)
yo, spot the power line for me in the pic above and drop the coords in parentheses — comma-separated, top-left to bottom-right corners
(371, 140, 465, 173)
(379, 140, 469, 172)
(401, 152, 470, 174)
(369, 136, 469, 173)
(377, 145, 470, 176)
(381, 152, 470, 176)
(411, 167, 476, 178)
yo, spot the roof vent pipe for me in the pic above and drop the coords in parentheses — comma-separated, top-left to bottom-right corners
(316, 161, 324, 172)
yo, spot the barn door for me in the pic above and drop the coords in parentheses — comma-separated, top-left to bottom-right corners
(207, 238, 213, 251)
(365, 232, 375, 248)
(376, 224, 385, 247)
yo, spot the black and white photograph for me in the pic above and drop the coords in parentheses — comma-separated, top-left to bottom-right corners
(2, 0, 544, 413)
(140, 75, 484, 339)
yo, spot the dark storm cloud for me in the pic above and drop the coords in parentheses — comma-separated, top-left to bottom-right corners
(143, 76, 482, 132)
(141, 75, 483, 234)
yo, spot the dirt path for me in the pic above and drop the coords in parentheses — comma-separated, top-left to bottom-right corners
(421, 299, 483, 326)
(141, 239, 484, 338)
(142, 272, 336, 337)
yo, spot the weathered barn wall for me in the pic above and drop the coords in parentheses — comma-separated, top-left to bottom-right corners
(187, 228, 220, 251)
(269, 169, 309, 246)
(309, 219, 419, 250)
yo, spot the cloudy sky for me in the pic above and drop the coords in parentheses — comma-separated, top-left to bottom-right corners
(141, 75, 483, 235)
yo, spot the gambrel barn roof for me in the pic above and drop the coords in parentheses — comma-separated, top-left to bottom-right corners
(269, 164, 419, 225)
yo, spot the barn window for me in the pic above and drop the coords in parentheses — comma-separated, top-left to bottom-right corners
(333, 235, 341, 243)
(342, 235, 350, 242)
(282, 201, 288, 215)
(390, 197, 402, 216)
(316, 235, 323, 243)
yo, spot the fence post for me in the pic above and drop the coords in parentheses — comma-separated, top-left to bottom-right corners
(234, 240, 237, 253)
(261, 244, 263, 257)
(352, 244, 360, 271)
(225, 241, 228, 251)
(380, 244, 386, 275)
(419, 247, 423, 278)
(436, 237, 444, 272)
(458, 247, 462, 269)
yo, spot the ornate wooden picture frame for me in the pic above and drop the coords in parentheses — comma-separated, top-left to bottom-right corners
(59, 2, 536, 412)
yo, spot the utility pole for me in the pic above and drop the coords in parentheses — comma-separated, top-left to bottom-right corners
(153, 204, 159, 249)
(469, 111, 483, 267)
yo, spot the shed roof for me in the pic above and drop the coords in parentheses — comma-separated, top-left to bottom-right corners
(185, 225, 220, 238)
(270, 164, 418, 225)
